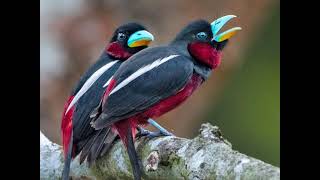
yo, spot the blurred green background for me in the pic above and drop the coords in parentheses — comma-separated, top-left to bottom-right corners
(40, 0, 279, 167)
(204, 6, 279, 166)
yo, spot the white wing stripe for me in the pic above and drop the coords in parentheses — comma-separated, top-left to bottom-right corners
(103, 76, 113, 88)
(109, 55, 179, 96)
(65, 60, 119, 114)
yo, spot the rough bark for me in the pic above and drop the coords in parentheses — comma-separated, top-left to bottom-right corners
(40, 123, 280, 180)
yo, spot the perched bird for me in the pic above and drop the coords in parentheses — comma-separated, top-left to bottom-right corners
(60, 22, 154, 180)
(90, 15, 241, 180)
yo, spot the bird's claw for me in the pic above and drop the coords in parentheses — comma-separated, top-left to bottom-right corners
(145, 131, 174, 139)
(136, 127, 152, 137)
(136, 127, 174, 139)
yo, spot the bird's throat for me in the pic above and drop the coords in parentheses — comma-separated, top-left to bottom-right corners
(188, 42, 222, 69)
(106, 42, 132, 60)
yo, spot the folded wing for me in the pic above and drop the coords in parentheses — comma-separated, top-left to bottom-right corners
(92, 47, 194, 129)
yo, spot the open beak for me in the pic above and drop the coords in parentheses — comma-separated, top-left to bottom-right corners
(127, 30, 154, 48)
(211, 15, 241, 42)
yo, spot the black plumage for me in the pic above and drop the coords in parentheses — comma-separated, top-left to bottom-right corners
(61, 22, 153, 180)
(90, 18, 240, 180)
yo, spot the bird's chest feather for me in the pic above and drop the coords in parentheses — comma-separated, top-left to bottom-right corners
(139, 74, 203, 122)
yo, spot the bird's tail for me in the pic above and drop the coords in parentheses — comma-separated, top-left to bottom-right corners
(115, 121, 142, 180)
(126, 127, 142, 180)
(79, 127, 118, 166)
(62, 133, 73, 180)
(89, 99, 103, 120)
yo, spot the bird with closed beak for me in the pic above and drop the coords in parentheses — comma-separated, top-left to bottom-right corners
(60, 22, 154, 180)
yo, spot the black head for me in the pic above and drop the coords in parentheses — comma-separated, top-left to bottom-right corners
(106, 22, 154, 60)
(110, 23, 145, 43)
(171, 17, 241, 69)
(172, 20, 213, 44)
(172, 19, 228, 51)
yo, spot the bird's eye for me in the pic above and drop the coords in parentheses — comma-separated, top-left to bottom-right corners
(196, 32, 208, 41)
(117, 33, 126, 41)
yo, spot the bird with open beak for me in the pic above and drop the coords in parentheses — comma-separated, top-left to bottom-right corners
(60, 22, 154, 180)
(91, 15, 241, 180)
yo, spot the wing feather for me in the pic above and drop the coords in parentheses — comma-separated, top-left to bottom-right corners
(92, 48, 194, 129)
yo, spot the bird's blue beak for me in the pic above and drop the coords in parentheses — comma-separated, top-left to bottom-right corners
(127, 30, 154, 48)
(211, 15, 241, 42)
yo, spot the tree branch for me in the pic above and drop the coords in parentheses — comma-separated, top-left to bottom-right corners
(40, 123, 280, 180)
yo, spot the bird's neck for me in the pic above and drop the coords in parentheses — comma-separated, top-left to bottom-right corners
(192, 60, 213, 80)
(169, 40, 193, 58)
(169, 41, 214, 80)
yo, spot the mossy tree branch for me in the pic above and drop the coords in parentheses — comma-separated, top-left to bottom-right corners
(40, 123, 279, 180)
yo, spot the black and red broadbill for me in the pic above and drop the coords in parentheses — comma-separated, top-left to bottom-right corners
(60, 22, 154, 180)
(90, 15, 241, 180)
